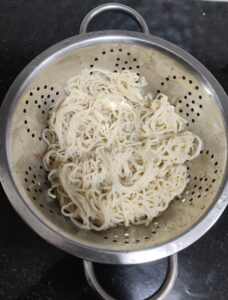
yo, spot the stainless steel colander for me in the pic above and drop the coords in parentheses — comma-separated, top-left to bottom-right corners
(1, 3, 228, 300)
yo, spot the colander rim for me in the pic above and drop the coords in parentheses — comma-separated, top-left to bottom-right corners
(1, 30, 228, 264)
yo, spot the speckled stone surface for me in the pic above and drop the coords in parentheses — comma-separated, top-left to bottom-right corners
(0, 1, 228, 299)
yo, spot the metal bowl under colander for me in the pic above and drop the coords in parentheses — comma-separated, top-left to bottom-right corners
(1, 3, 228, 300)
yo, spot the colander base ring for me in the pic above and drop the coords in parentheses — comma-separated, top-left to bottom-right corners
(84, 254, 178, 300)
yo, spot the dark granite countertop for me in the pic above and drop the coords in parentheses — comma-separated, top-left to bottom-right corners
(1, 1, 228, 299)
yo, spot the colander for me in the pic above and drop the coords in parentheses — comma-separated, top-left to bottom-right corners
(1, 3, 228, 300)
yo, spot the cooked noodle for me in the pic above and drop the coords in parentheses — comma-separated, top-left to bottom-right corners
(43, 69, 203, 231)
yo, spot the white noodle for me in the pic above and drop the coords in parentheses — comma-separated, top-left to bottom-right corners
(43, 69, 203, 231)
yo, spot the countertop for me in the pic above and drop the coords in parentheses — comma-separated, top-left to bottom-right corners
(0, 0, 228, 299)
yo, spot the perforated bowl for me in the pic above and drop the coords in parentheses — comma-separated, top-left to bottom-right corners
(1, 3, 228, 300)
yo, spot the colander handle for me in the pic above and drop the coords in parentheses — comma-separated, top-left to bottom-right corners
(79, 3, 150, 35)
(83, 254, 178, 300)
